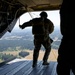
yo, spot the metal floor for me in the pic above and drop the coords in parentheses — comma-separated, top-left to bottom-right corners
(0, 59, 74, 75)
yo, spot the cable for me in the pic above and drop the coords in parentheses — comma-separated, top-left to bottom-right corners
(19, 17, 20, 26)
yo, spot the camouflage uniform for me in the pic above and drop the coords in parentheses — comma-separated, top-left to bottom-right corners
(19, 11, 54, 67)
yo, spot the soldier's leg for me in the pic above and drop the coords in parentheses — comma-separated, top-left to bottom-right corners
(42, 38, 51, 65)
(32, 39, 41, 67)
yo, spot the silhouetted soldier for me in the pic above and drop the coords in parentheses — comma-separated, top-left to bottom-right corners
(19, 11, 54, 68)
(57, 0, 75, 75)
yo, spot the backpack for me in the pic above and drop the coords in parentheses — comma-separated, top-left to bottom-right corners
(32, 18, 45, 35)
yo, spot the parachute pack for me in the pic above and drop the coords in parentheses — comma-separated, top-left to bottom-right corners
(32, 18, 45, 35)
(32, 24, 45, 35)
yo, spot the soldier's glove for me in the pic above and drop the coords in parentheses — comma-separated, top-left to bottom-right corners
(19, 25, 23, 29)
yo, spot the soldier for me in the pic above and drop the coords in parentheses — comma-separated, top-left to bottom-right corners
(19, 11, 54, 68)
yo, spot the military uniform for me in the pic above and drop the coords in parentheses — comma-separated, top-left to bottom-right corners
(19, 11, 54, 67)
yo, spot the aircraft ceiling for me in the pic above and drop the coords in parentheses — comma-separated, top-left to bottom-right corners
(0, 0, 63, 38)
(18, 0, 62, 11)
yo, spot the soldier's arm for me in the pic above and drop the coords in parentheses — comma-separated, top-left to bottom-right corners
(49, 20, 54, 34)
(19, 20, 33, 29)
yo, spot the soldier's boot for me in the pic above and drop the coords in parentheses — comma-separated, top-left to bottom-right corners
(32, 60, 37, 68)
(42, 60, 49, 65)
(43, 59, 49, 66)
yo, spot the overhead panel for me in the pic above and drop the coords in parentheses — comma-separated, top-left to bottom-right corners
(17, 0, 63, 11)
(18, 0, 36, 7)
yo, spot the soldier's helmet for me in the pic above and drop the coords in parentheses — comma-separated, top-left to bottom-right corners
(40, 11, 48, 17)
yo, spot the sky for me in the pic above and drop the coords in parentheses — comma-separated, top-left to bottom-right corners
(13, 10, 60, 31)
